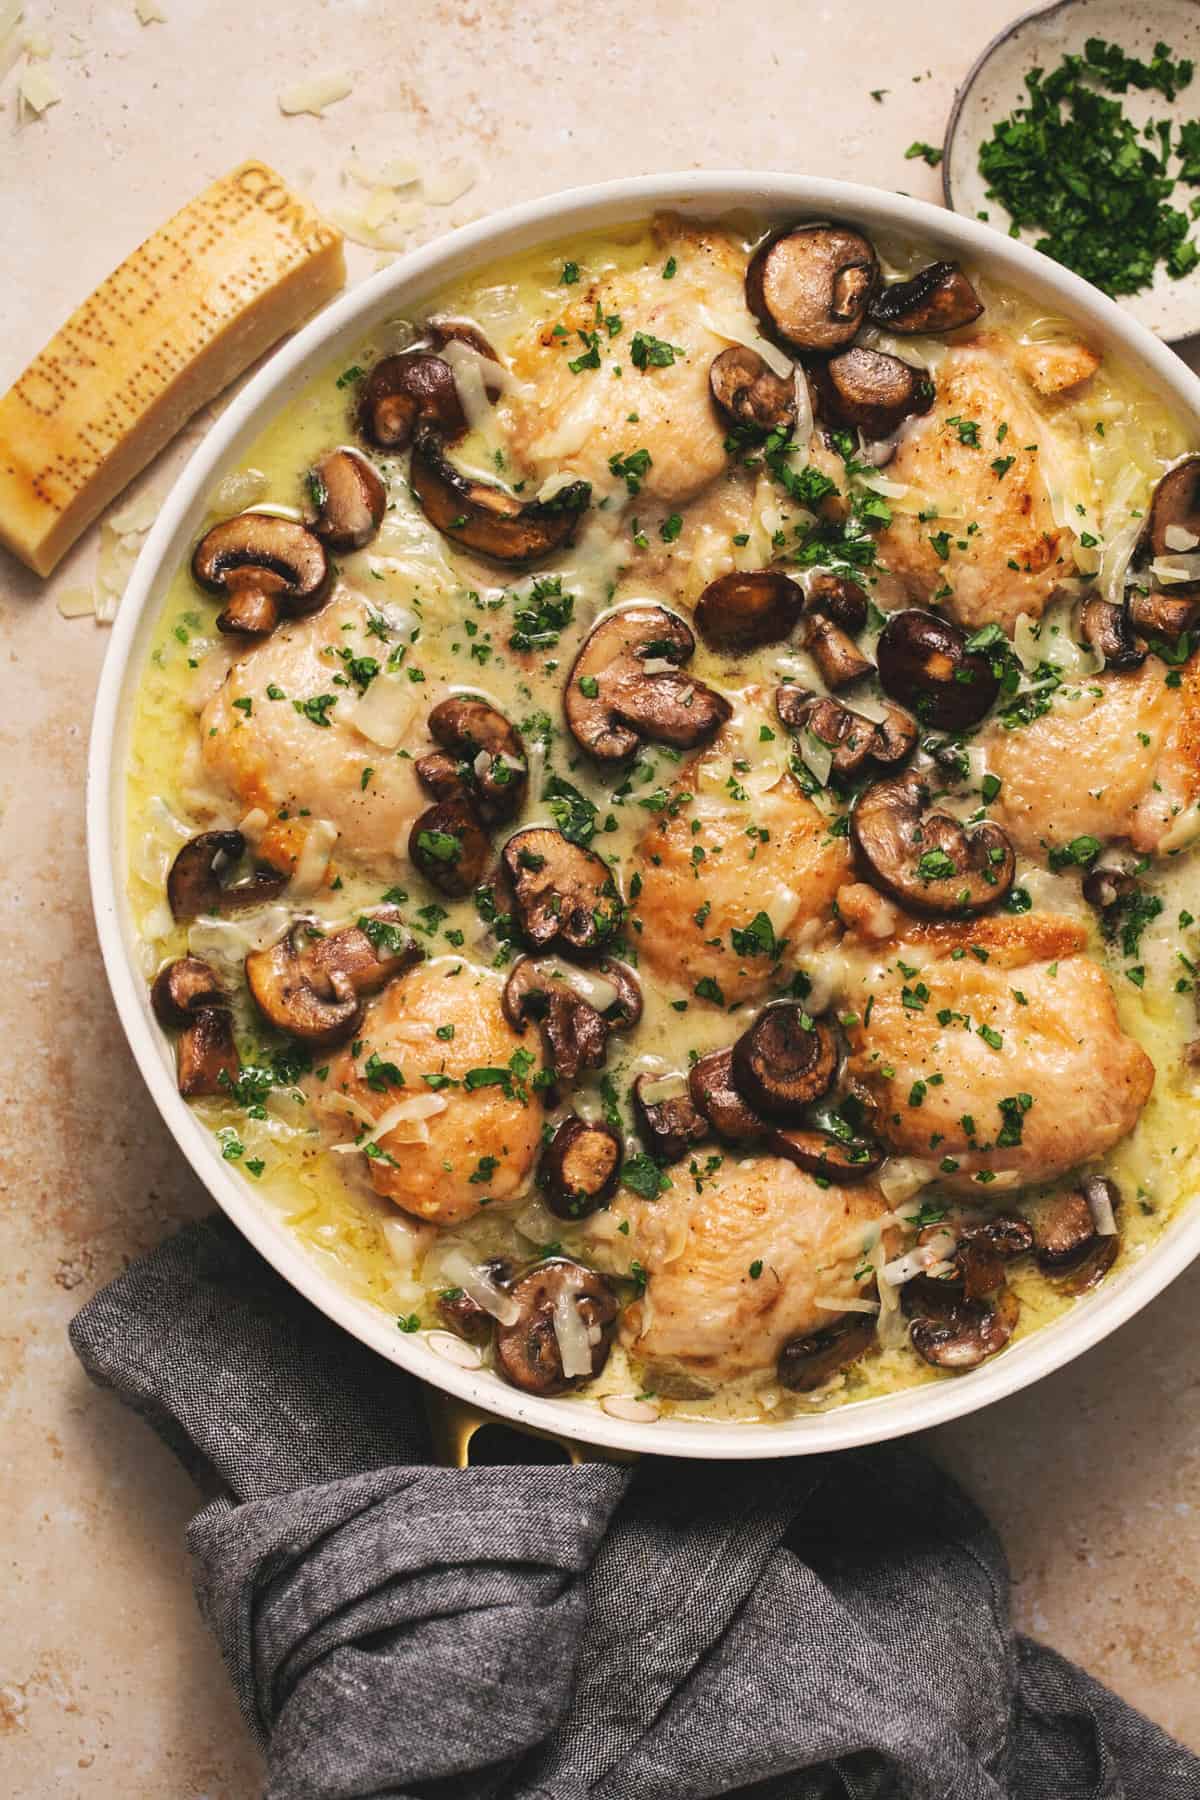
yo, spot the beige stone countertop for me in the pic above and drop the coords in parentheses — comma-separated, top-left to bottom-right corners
(2, 1, 1199, 1792)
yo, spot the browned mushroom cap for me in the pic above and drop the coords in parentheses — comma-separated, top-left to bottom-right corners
(811, 347, 934, 439)
(708, 346, 797, 432)
(807, 570, 868, 633)
(166, 831, 288, 923)
(176, 1007, 240, 1099)
(687, 1047, 764, 1143)
(805, 614, 873, 690)
(867, 261, 984, 334)
(953, 1213, 1034, 1302)
(1033, 1178, 1120, 1293)
(851, 769, 1015, 915)
(502, 955, 639, 1083)
(904, 1277, 1019, 1371)
(150, 956, 227, 1028)
(494, 1257, 619, 1396)
(410, 427, 591, 565)
(358, 353, 461, 449)
(426, 316, 502, 363)
(876, 609, 1001, 731)
(1129, 588, 1200, 641)
(565, 604, 732, 761)
(244, 924, 363, 1047)
(746, 224, 878, 353)
(778, 1313, 875, 1392)
(632, 1072, 709, 1164)
(540, 1116, 623, 1219)
(1139, 456, 1200, 590)
(770, 1125, 884, 1182)
(416, 696, 527, 825)
(437, 1258, 514, 1345)
(305, 447, 387, 552)
(731, 1006, 838, 1123)
(695, 570, 805, 652)
(303, 910, 422, 998)
(502, 828, 623, 955)
(409, 797, 492, 898)
(1081, 859, 1139, 912)
(1078, 595, 1146, 672)
(776, 687, 917, 777)
(192, 514, 331, 636)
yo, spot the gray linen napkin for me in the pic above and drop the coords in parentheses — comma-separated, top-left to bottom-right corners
(70, 1217, 1200, 1800)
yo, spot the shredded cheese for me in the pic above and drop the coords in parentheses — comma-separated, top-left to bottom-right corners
(277, 72, 353, 117)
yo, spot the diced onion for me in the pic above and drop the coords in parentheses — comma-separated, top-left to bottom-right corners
(1086, 1184, 1118, 1236)
(638, 1074, 688, 1105)
(380, 1214, 436, 1269)
(881, 1229, 956, 1287)
(799, 729, 833, 788)
(290, 819, 338, 895)
(793, 365, 814, 451)
(211, 468, 268, 512)
(814, 1295, 880, 1314)
(349, 671, 416, 749)
(553, 1287, 594, 1378)
(438, 1248, 520, 1325)
(879, 1158, 938, 1204)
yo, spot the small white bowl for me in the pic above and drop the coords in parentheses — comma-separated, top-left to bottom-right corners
(87, 171, 1200, 1460)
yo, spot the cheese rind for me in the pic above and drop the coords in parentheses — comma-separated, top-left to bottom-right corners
(0, 161, 345, 577)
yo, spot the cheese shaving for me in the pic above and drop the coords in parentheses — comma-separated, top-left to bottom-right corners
(56, 585, 95, 619)
(0, 4, 23, 82)
(278, 72, 353, 117)
(17, 57, 60, 116)
(134, 0, 166, 23)
(422, 160, 476, 206)
(345, 155, 420, 190)
(349, 670, 416, 749)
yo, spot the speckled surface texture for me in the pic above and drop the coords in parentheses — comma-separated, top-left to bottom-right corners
(1, 2, 1198, 1793)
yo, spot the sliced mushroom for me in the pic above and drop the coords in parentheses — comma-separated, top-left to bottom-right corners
(632, 1072, 710, 1164)
(305, 447, 387, 551)
(502, 955, 639, 1082)
(695, 570, 805, 652)
(502, 828, 623, 955)
(192, 514, 331, 636)
(540, 1116, 623, 1219)
(811, 347, 934, 439)
(176, 1006, 241, 1099)
(494, 1257, 618, 1396)
(245, 924, 364, 1047)
(867, 261, 984, 335)
(166, 831, 288, 924)
(708, 346, 797, 431)
(303, 911, 422, 998)
(805, 613, 873, 690)
(807, 570, 868, 634)
(1138, 456, 1200, 589)
(776, 687, 917, 777)
(1129, 588, 1200, 641)
(746, 224, 878, 353)
(904, 1277, 1019, 1371)
(150, 956, 227, 1027)
(416, 696, 527, 825)
(770, 1125, 884, 1182)
(1078, 595, 1146, 672)
(1081, 858, 1140, 913)
(1033, 1178, 1120, 1293)
(953, 1214, 1034, 1303)
(731, 1005, 838, 1123)
(437, 1258, 514, 1345)
(409, 797, 492, 898)
(688, 1047, 765, 1144)
(410, 427, 590, 565)
(876, 609, 1001, 731)
(778, 1314, 875, 1392)
(565, 604, 731, 761)
(851, 769, 1015, 915)
(358, 352, 462, 449)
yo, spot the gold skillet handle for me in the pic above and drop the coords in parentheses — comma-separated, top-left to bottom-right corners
(423, 1384, 636, 1468)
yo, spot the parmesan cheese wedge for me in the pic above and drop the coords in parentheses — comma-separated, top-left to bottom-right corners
(0, 160, 345, 577)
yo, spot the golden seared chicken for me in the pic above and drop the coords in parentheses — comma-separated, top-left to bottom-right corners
(877, 333, 1085, 632)
(841, 915, 1154, 1193)
(607, 1157, 883, 1387)
(201, 594, 429, 879)
(309, 960, 543, 1226)
(502, 219, 748, 507)
(985, 657, 1200, 857)
(631, 709, 850, 1006)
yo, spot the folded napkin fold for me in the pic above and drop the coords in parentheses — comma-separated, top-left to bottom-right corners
(70, 1217, 1200, 1800)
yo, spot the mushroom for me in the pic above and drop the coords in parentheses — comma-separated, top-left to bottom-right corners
(494, 1257, 618, 1396)
(903, 1277, 1019, 1371)
(775, 687, 917, 777)
(731, 1005, 838, 1123)
(1078, 595, 1146, 672)
(952, 1213, 1034, 1302)
(867, 261, 984, 334)
(770, 1124, 884, 1182)
(305, 447, 387, 551)
(1138, 456, 1200, 590)
(695, 570, 805, 652)
(303, 910, 422, 997)
(540, 1116, 624, 1219)
(416, 696, 527, 825)
(1033, 1178, 1120, 1293)
(437, 1258, 514, 1345)
(502, 955, 640, 1082)
(807, 570, 868, 634)
(191, 514, 331, 636)
(632, 1072, 710, 1164)
(746, 224, 878, 353)
(565, 604, 732, 761)
(502, 828, 624, 955)
(811, 347, 935, 439)
(409, 797, 493, 898)
(778, 1314, 876, 1392)
(356, 319, 503, 451)
(150, 956, 228, 1027)
(1129, 588, 1200, 641)
(166, 831, 288, 923)
(410, 427, 591, 565)
(708, 346, 797, 432)
(244, 923, 364, 1046)
(850, 768, 1016, 915)
(876, 609, 1001, 731)
(805, 614, 874, 690)
(687, 1047, 765, 1144)
(175, 1006, 241, 1100)
(1081, 855, 1140, 913)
